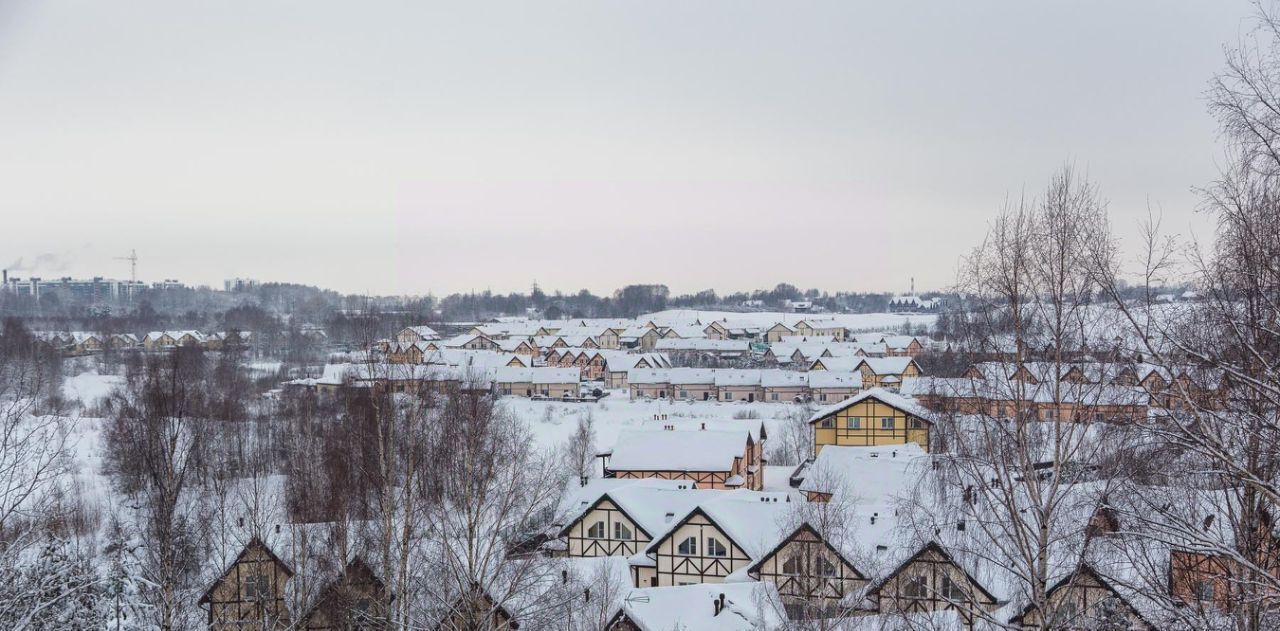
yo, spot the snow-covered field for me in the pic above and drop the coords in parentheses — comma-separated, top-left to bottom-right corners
(61, 371, 123, 408)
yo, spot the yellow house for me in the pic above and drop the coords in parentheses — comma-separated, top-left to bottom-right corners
(809, 388, 932, 455)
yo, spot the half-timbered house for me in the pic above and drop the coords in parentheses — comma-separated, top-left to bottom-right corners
(746, 522, 868, 618)
(298, 557, 391, 630)
(869, 542, 1000, 628)
(198, 538, 294, 630)
(809, 388, 933, 455)
(603, 423, 765, 490)
(1008, 564, 1152, 630)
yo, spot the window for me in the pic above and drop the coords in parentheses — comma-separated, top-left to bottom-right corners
(614, 522, 632, 540)
(587, 521, 605, 539)
(820, 419, 833, 428)
(902, 575, 928, 599)
(847, 418, 861, 430)
(941, 576, 966, 601)
(724, 392, 732, 401)
(1194, 580, 1215, 601)
(820, 393, 828, 401)
(679, 389, 688, 399)
(880, 417, 894, 430)
(782, 555, 802, 576)
(707, 537, 728, 557)
(816, 555, 838, 577)
(242, 575, 270, 600)
(1049, 599, 1079, 626)
(677, 536, 697, 555)
(770, 393, 778, 401)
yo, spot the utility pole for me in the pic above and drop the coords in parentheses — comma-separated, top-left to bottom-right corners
(114, 249, 138, 301)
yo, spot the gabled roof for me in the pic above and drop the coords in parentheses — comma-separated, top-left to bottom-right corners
(868, 541, 999, 604)
(641, 491, 794, 561)
(607, 581, 785, 631)
(808, 388, 933, 425)
(609, 428, 750, 472)
(1006, 562, 1151, 627)
(556, 480, 712, 542)
(297, 556, 392, 624)
(198, 537, 294, 605)
(745, 521, 868, 579)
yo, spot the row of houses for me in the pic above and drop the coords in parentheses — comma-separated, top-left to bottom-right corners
(551, 454, 1158, 630)
(284, 362, 585, 399)
(624, 358, 922, 402)
(392, 318, 932, 355)
(33, 329, 253, 354)
(204, 384, 1228, 630)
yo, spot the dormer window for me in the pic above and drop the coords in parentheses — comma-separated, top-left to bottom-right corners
(902, 575, 928, 599)
(707, 537, 728, 557)
(816, 555, 838, 577)
(941, 576, 966, 601)
(782, 555, 802, 576)
(242, 575, 270, 600)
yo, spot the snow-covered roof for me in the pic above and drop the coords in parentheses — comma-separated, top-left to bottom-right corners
(798, 444, 927, 503)
(609, 428, 749, 472)
(401, 325, 440, 340)
(806, 371, 864, 389)
(610, 581, 785, 631)
(493, 366, 580, 384)
(641, 490, 795, 562)
(808, 388, 934, 424)
(653, 338, 749, 352)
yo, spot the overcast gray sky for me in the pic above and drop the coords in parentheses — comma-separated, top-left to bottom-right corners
(0, 1, 1255, 296)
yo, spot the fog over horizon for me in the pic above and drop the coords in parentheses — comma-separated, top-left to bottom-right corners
(0, 0, 1255, 296)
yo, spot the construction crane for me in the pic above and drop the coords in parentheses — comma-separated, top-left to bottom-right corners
(114, 249, 138, 301)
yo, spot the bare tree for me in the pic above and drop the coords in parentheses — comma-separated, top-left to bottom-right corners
(105, 348, 212, 630)
(564, 407, 598, 485)
(909, 167, 1133, 630)
(1073, 5, 1280, 629)
(422, 384, 576, 629)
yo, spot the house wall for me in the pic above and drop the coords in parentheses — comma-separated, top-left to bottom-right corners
(564, 499, 651, 558)
(718, 385, 763, 403)
(1016, 572, 1148, 630)
(750, 529, 867, 605)
(673, 384, 717, 401)
(652, 513, 752, 586)
(205, 545, 291, 630)
(812, 399, 930, 454)
(876, 548, 997, 626)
